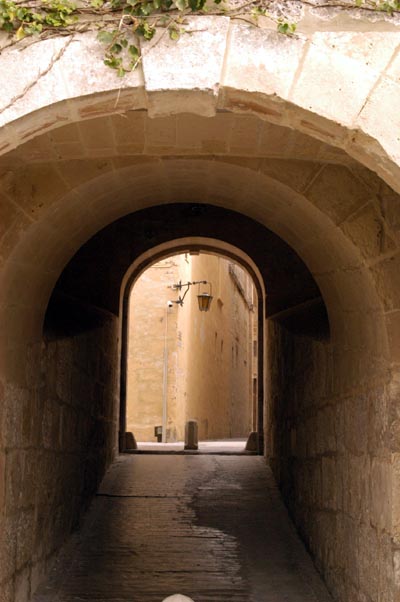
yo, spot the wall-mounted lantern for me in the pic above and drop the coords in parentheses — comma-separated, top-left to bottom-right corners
(170, 280, 213, 312)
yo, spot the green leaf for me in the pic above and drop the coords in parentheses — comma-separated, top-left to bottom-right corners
(25, 22, 42, 33)
(2, 20, 14, 31)
(16, 7, 27, 19)
(97, 29, 114, 43)
(138, 2, 153, 14)
(128, 44, 139, 59)
(174, 0, 187, 10)
(137, 21, 155, 39)
(251, 6, 266, 16)
(169, 27, 179, 40)
(110, 42, 123, 53)
(64, 14, 77, 24)
(104, 55, 123, 71)
(277, 21, 296, 35)
(15, 24, 25, 39)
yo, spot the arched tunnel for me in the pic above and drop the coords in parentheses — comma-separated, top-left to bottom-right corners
(0, 108, 399, 602)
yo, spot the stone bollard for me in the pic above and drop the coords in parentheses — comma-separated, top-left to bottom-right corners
(125, 431, 138, 450)
(163, 594, 194, 602)
(245, 431, 258, 452)
(184, 420, 198, 450)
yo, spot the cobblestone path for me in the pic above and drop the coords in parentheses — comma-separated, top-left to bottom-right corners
(33, 455, 333, 602)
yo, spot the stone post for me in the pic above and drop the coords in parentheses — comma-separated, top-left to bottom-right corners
(184, 420, 198, 450)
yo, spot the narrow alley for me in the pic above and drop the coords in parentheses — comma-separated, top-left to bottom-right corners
(33, 455, 332, 602)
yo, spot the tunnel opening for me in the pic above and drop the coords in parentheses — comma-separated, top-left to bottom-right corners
(123, 250, 261, 453)
(42, 202, 330, 476)
(7, 172, 395, 602)
(37, 200, 335, 600)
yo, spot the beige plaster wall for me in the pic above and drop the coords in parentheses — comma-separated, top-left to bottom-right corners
(126, 255, 190, 442)
(127, 254, 257, 442)
(184, 255, 257, 440)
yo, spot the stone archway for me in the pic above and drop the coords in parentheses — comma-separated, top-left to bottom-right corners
(119, 237, 267, 454)
(2, 14, 400, 191)
(1, 12, 400, 602)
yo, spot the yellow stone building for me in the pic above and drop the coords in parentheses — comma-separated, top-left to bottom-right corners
(127, 253, 258, 442)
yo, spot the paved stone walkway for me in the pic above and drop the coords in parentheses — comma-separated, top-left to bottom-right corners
(135, 440, 249, 453)
(33, 455, 333, 602)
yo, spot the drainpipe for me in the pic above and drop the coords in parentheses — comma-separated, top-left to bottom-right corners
(162, 302, 171, 443)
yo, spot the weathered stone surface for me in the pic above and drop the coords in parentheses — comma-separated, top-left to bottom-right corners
(14, 568, 30, 602)
(386, 311, 400, 364)
(309, 32, 399, 74)
(358, 77, 400, 167)
(58, 32, 144, 101)
(16, 508, 35, 570)
(0, 580, 14, 602)
(371, 254, 400, 311)
(266, 317, 396, 602)
(306, 164, 371, 224)
(394, 549, 400, 588)
(221, 23, 306, 99)
(142, 17, 229, 117)
(341, 200, 396, 259)
(290, 40, 375, 126)
(0, 16, 399, 192)
(31, 455, 333, 602)
(370, 458, 392, 532)
(0, 514, 17, 584)
(0, 451, 5, 515)
(1, 13, 400, 602)
(0, 38, 69, 128)
(163, 594, 194, 602)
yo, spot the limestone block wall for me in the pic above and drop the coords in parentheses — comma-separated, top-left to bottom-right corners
(0, 304, 119, 602)
(266, 320, 396, 602)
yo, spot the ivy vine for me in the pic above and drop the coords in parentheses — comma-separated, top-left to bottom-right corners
(0, 0, 399, 77)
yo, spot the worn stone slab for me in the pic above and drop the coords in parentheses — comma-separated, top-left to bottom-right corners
(141, 16, 230, 117)
(220, 23, 307, 100)
(31, 455, 333, 602)
(58, 32, 145, 101)
(357, 77, 400, 168)
(289, 35, 380, 127)
(310, 32, 400, 73)
(0, 38, 69, 127)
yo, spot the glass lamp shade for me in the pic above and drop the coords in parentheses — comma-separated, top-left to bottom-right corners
(197, 293, 213, 312)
